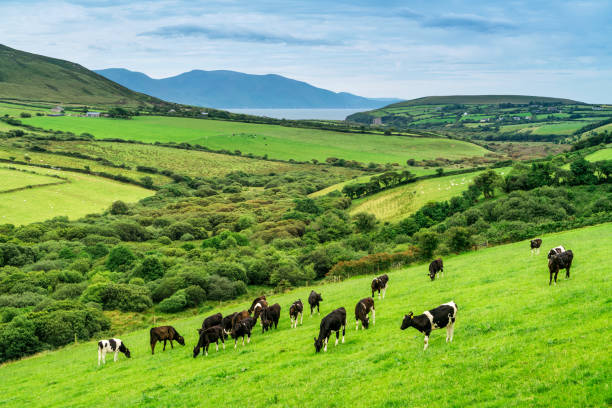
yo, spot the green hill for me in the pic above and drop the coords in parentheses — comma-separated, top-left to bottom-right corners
(387, 95, 582, 108)
(0, 44, 163, 106)
(1, 224, 610, 407)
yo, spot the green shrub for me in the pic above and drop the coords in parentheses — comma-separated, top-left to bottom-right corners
(52, 283, 87, 300)
(184, 285, 206, 306)
(133, 256, 164, 281)
(0, 316, 43, 363)
(31, 306, 110, 348)
(207, 261, 247, 283)
(206, 275, 236, 301)
(80, 282, 152, 312)
(110, 200, 129, 215)
(105, 246, 136, 271)
(447, 227, 473, 253)
(157, 290, 188, 313)
(0, 292, 47, 308)
(0, 307, 19, 323)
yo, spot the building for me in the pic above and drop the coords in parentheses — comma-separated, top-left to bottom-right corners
(201, 111, 209, 116)
(86, 112, 101, 118)
(372, 117, 382, 125)
(50, 106, 63, 113)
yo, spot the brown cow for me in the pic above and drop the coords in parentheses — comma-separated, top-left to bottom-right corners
(248, 296, 268, 326)
(231, 310, 250, 328)
(150, 326, 185, 354)
(355, 297, 375, 330)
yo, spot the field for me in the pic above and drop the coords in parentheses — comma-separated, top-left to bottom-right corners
(0, 164, 152, 225)
(584, 147, 612, 162)
(20, 115, 490, 163)
(1, 224, 610, 407)
(350, 168, 509, 222)
(0, 167, 62, 192)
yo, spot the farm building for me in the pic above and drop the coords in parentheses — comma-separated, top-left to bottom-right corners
(372, 117, 382, 125)
(50, 106, 63, 113)
(86, 111, 101, 117)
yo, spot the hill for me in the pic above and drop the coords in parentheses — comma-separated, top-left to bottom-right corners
(385, 95, 582, 108)
(0, 44, 163, 106)
(95, 68, 401, 109)
(1, 224, 610, 407)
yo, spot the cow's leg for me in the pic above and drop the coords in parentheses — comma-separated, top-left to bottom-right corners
(324, 337, 328, 352)
(372, 308, 376, 325)
(163, 339, 167, 351)
(247, 333, 251, 344)
(446, 325, 451, 342)
(234, 338, 238, 349)
(554, 270, 558, 285)
(566, 266, 570, 279)
(549, 270, 553, 285)
(151, 339, 156, 355)
(290, 316, 294, 328)
(300, 312, 303, 325)
(335, 330, 339, 346)
(215, 340, 219, 352)
(170, 340, 174, 349)
(423, 335, 429, 351)
(114, 351, 118, 362)
(205, 343, 209, 356)
(310, 305, 313, 317)
(98, 348, 102, 366)
(356, 319, 359, 330)
(450, 323, 455, 342)
(342, 323, 345, 343)
(102, 350, 106, 365)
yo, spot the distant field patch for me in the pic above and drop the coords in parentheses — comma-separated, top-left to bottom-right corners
(0, 163, 152, 225)
(21, 115, 489, 163)
(584, 147, 612, 162)
(0, 167, 62, 192)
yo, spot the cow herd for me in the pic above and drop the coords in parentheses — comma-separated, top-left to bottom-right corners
(97, 237, 573, 365)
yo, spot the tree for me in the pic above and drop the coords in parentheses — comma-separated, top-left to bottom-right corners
(105, 246, 135, 271)
(110, 200, 129, 215)
(436, 168, 444, 176)
(473, 170, 502, 199)
(414, 230, 439, 259)
(570, 158, 597, 185)
(447, 227, 473, 252)
(353, 212, 378, 233)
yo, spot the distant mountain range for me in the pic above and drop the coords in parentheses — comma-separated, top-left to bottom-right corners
(95, 68, 401, 109)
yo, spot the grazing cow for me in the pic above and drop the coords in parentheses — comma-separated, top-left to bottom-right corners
(530, 238, 542, 255)
(289, 299, 304, 328)
(242, 316, 257, 331)
(548, 249, 574, 285)
(401, 301, 457, 351)
(248, 296, 268, 326)
(314, 307, 347, 353)
(371, 274, 389, 299)
(231, 319, 252, 349)
(355, 297, 375, 330)
(98, 338, 131, 366)
(231, 310, 250, 328)
(428, 258, 444, 281)
(193, 326, 225, 357)
(202, 313, 223, 330)
(548, 245, 566, 259)
(150, 326, 185, 354)
(222, 312, 237, 335)
(261, 303, 281, 333)
(308, 290, 323, 316)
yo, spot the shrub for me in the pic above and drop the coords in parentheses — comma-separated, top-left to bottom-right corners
(157, 290, 188, 313)
(0, 307, 19, 323)
(447, 227, 473, 253)
(206, 275, 236, 301)
(164, 222, 202, 241)
(105, 246, 135, 271)
(133, 256, 164, 281)
(184, 285, 206, 307)
(110, 200, 129, 215)
(31, 306, 110, 348)
(207, 261, 247, 283)
(52, 283, 87, 300)
(180, 233, 194, 241)
(80, 282, 152, 312)
(0, 292, 47, 308)
(245, 259, 270, 285)
(0, 316, 43, 363)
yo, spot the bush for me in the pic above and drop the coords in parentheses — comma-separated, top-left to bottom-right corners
(207, 261, 247, 283)
(133, 256, 164, 281)
(31, 306, 110, 348)
(180, 233, 194, 241)
(0, 316, 43, 363)
(52, 283, 87, 300)
(1, 307, 19, 323)
(110, 200, 129, 215)
(157, 290, 188, 313)
(113, 222, 150, 242)
(206, 275, 236, 301)
(164, 222, 202, 241)
(0, 292, 47, 308)
(105, 246, 135, 271)
(447, 227, 473, 253)
(245, 259, 270, 285)
(80, 282, 152, 312)
(184, 285, 206, 307)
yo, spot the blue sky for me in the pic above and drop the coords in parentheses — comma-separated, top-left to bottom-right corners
(2, 0, 611, 102)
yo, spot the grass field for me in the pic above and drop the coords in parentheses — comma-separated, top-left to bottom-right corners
(0, 164, 152, 225)
(350, 168, 509, 222)
(1, 224, 610, 407)
(0, 167, 62, 192)
(20, 115, 489, 163)
(499, 121, 593, 135)
(584, 147, 612, 162)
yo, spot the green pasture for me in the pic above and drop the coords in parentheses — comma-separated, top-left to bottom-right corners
(1, 224, 610, 407)
(20, 115, 489, 163)
(584, 147, 612, 162)
(0, 167, 61, 192)
(0, 163, 152, 225)
(350, 168, 509, 222)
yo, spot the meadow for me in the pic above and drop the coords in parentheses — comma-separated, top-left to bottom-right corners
(0, 163, 152, 225)
(349, 168, 509, 222)
(584, 146, 612, 162)
(20, 115, 489, 163)
(1, 224, 610, 407)
(0, 167, 62, 192)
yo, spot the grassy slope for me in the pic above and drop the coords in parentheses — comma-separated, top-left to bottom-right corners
(0, 44, 159, 106)
(20, 115, 489, 163)
(350, 168, 509, 222)
(1, 224, 610, 407)
(385, 95, 581, 108)
(584, 147, 612, 161)
(0, 167, 60, 191)
(0, 164, 151, 225)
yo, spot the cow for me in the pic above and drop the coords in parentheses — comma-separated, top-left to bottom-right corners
(401, 301, 457, 351)
(428, 258, 444, 281)
(242, 316, 257, 331)
(231, 310, 250, 328)
(261, 303, 281, 333)
(308, 290, 323, 316)
(202, 313, 223, 330)
(355, 297, 375, 330)
(231, 319, 252, 349)
(289, 299, 304, 328)
(548, 245, 566, 259)
(248, 296, 268, 326)
(193, 326, 225, 357)
(98, 338, 131, 366)
(150, 326, 185, 354)
(314, 307, 347, 353)
(371, 274, 389, 299)
(222, 312, 237, 335)
(530, 238, 542, 255)
(548, 249, 574, 285)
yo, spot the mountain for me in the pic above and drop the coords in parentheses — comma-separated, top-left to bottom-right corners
(385, 95, 582, 107)
(0, 44, 163, 106)
(95, 68, 401, 109)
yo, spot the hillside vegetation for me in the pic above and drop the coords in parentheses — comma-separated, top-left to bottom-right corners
(385, 95, 581, 107)
(1, 224, 610, 408)
(0, 44, 161, 106)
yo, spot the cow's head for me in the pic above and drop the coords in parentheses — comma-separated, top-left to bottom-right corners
(119, 343, 131, 358)
(317, 293, 323, 302)
(401, 312, 414, 330)
(428, 271, 436, 281)
(314, 337, 324, 353)
(193, 345, 201, 358)
(176, 335, 185, 346)
(362, 316, 370, 329)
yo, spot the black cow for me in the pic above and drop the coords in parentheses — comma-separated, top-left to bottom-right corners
(149, 326, 185, 354)
(202, 313, 222, 330)
(308, 290, 323, 316)
(193, 326, 226, 357)
(371, 274, 389, 300)
(547, 245, 566, 259)
(231, 310, 250, 328)
(248, 295, 268, 325)
(401, 301, 457, 351)
(231, 319, 252, 349)
(242, 316, 257, 331)
(314, 307, 346, 353)
(222, 312, 237, 334)
(355, 297, 375, 330)
(289, 299, 303, 328)
(548, 249, 574, 285)
(261, 303, 281, 333)
(428, 258, 444, 281)
(530, 238, 542, 255)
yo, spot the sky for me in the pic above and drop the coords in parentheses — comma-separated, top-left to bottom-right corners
(1, 0, 611, 102)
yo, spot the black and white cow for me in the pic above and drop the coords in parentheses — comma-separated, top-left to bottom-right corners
(202, 313, 223, 330)
(261, 303, 281, 333)
(193, 326, 226, 357)
(248, 295, 268, 326)
(289, 299, 303, 328)
(530, 238, 542, 255)
(314, 307, 347, 353)
(97, 338, 131, 366)
(231, 319, 252, 349)
(371, 274, 389, 300)
(547, 245, 566, 259)
(308, 290, 323, 316)
(548, 249, 574, 285)
(400, 301, 457, 351)
(428, 258, 444, 281)
(355, 297, 375, 330)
